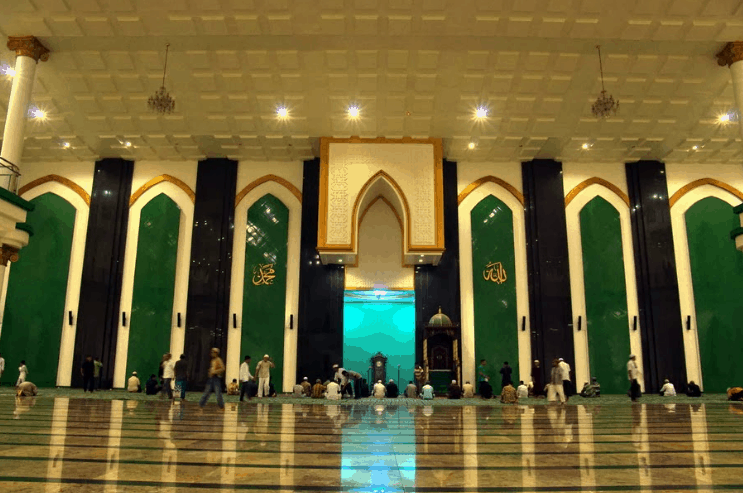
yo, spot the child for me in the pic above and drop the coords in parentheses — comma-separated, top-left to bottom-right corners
(16, 360, 28, 386)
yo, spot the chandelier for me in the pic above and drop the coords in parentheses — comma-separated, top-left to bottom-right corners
(591, 45, 619, 119)
(148, 43, 175, 114)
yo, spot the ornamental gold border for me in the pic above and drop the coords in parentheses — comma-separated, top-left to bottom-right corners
(457, 176, 524, 206)
(669, 178, 743, 208)
(318, 136, 444, 254)
(129, 174, 196, 207)
(564, 177, 630, 208)
(19, 174, 90, 206)
(235, 174, 302, 208)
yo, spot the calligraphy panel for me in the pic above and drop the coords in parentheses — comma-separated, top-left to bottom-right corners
(241, 194, 288, 390)
(471, 195, 518, 386)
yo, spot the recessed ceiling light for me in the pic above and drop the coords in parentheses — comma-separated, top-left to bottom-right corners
(719, 113, 731, 123)
(419, 259, 423, 263)
(277, 106, 289, 119)
(468, 142, 476, 150)
(475, 107, 488, 119)
(348, 105, 360, 118)
(581, 143, 591, 150)
(125, 141, 132, 147)
(338, 258, 343, 262)
(691, 145, 698, 150)
(31, 108, 46, 119)
(62, 142, 70, 148)
(2, 66, 15, 77)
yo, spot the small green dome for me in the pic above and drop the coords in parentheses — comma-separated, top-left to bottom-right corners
(428, 307, 453, 326)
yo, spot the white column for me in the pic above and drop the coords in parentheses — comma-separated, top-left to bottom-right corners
(1, 37, 49, 191)
(717, 42, 743, 141)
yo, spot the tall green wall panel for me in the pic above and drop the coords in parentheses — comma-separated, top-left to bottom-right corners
(0, 193, 75, 386)
(685, 197, 743, 392)
(580, 196, 631, 394)
(126, 194, 180, 380)
(242, 194, 288, 389)
(471, 195, 518, 387)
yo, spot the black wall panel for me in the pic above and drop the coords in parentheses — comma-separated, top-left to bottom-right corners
(184, 158, 237, 388)
(296, 159, 345, 383)
(73, 158, 133, 388)
(414, 160, 461, 365)
(522, 159, 575, 384)
(626, 160, 686, 393)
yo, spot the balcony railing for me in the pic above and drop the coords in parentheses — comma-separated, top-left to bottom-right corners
(0, 157, 21, 194)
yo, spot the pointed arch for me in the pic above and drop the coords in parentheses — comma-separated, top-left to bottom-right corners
(458, 176, 524, 207)
(235, 174, 302, 208)
(129, 174, 195, 207)
(669, 178, 743, 208)
(565, 177, 630, 208)
(19, 174, 90, 206)
(351, 170, 411, 252)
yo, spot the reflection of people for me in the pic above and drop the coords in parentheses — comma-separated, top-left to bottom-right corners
(627, 355, 641, 402)
(127, 372, 141, 393)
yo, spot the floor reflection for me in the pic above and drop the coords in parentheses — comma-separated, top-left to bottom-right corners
(2, 397, 740, 491)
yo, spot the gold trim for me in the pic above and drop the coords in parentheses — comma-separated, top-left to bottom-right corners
(19, 174, 90, 206)
(457, 176, 524, 206)
(7, 36, 50, 62)
(716, 41, 743, 67)
(318, 136, 444, 254)
(129, 174, 196, 207)
(564, 177, 630, 208)
(669, 178, 743, 208)
(235, 174, 302, 208)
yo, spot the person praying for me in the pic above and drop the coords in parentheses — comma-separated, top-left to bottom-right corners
(448, 380, 461, 399)
(311, 379, 326, 398)
(480, 377, 493, 399)
(386, 379, 399, 398)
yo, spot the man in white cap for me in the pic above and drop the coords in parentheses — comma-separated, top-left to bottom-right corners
(448, 380, 462, 399)
(627, 354, 641, 401)
(300, 376, 311, 397)
(255, 354, 275, 398)
(127, 371, 141, 393)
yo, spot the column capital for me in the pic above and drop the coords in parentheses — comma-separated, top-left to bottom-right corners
(717, 41, 743, 67)
(7, 36, 50, 63)
(0, 244, 19, 266)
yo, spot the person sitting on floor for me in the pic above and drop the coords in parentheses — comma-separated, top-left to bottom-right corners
(16, 381, 37, 397)
(386, 379, 399, 398)
(227, 379, 240, 395)
(373, 380, 386, 398)
(326, 380, 341, 400)
(405, 382, 418, 398)
(421, 381, 434, 400)
(728, 387, 743, 401)
(292, 381, 305, 397)
(516, 381, 529, 399)
(300, 377, 312, 397)
(311, 379, 326, 399)
(660, 379, 676, 396)
(127, 371, 141, 393)
(145, 374, 160, 395)
(686, 381, 702, 397)
(448, 380, 462, 399)
(480, 377, 493, 399)
(580, 379, 600, 398)
(591, 377, 601, 396)
(500, 382, 518, 404)
(462, 381, 475, 398)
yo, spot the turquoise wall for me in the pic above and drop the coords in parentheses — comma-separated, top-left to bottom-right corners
(685, 197, 743, 392)
(471, 195, 518, 385)
(343, 300, 415, 385)
(127, 194, 180, 379)
(0, 193, 75, 386)
(580, 196, 631, 394)
(241, 194, 288, 389)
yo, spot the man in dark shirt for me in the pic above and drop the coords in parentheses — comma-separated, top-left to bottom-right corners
(145, 374, 161, 395)
(480, 377, 493, 399)
(81, 356, 95, 393)
(686, 381, 702, 397)
(174, 354, 188, 401)
(448, 380, 462, 399)
(500, 361, 513, 390)
(386, 379, 399, 398)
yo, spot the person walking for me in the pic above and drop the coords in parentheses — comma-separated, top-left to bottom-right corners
(16, 360, 28, 386)
(199, 348, 225, 409)
(174, 354, 188, 401)
(531, 360, 543, 396)
(0, 353, 6, 383)
(81, 356, 95, 392)
(550, 358, 566, 404)
(93, 357, 103, 390)
(255, 354, 275, 398)
(160, 353, 175, 399)
(558, 358, 572, 400)
(500, 361, 513, 390)
(627, 354, 641, 402)
(239, 355, 253, 402)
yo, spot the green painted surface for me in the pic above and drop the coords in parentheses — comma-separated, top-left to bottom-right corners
(0, 193, 75, 386)
(242, 194, 288, 389)
(580, 196, 631, 394)
(127, 194, 180, 380)
(471, 195, 518, 387)
(686, 197, 743, 393)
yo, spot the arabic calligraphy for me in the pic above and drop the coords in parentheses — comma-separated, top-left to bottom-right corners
(483, 261, 507, 284)
(252, 263, 276, 286)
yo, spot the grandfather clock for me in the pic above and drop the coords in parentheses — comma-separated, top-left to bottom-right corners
(371, 352, 387, 383)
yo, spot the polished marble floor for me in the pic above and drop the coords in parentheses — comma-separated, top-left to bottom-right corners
(1, 397, 742, 492)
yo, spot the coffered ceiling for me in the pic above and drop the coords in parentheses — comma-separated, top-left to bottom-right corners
(0, 0, 742, 164)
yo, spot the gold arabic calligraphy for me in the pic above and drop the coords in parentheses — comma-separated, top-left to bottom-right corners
(483, 261, 507, 284)
(252, 263, 276, 286)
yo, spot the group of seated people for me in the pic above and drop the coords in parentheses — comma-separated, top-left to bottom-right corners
(659, 379, 703, 397)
